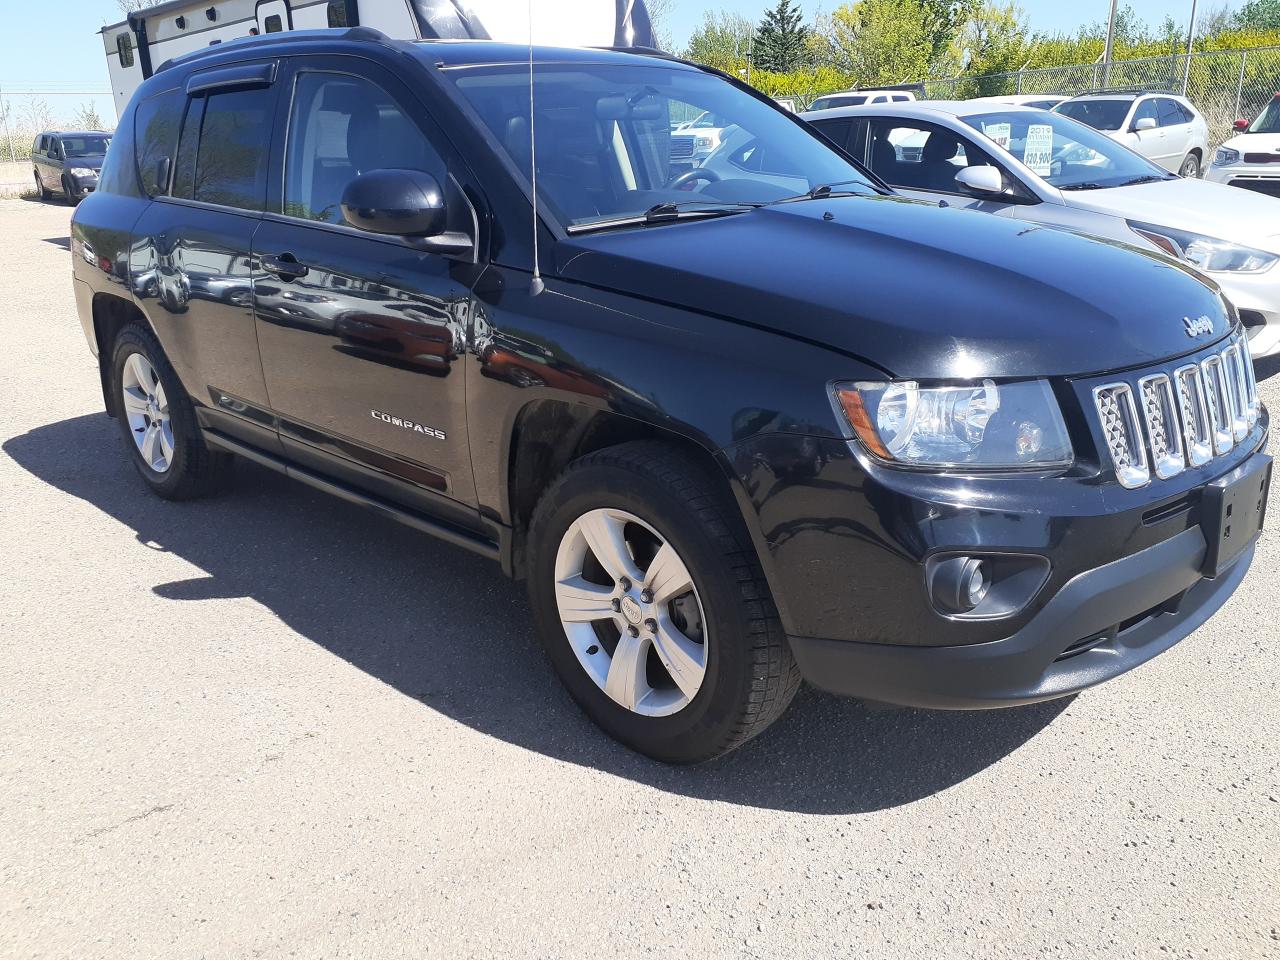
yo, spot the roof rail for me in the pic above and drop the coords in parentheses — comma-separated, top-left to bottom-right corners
(155, 26, 391, 74)
(1068, 86, 1182, 98)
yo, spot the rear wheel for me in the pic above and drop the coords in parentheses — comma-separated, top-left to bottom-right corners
(110, 325, 231, 500)
(33, 171, 49, 201)
(527, 441, 800, 763)
(1179, 152, 1201, 179)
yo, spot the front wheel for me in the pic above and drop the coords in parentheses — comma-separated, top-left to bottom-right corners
(110, 325, 231, 500)
(527, 441, 800, 763)
(1179, 152, 1201, 179)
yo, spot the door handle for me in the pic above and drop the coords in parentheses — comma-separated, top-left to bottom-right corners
(260, 253, 309, 281)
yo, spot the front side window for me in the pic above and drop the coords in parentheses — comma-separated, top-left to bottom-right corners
(962, 109, 1168, 190)
(135, 89, 184, 196)
(117, 32, 135, 69)
(284, 71, 444, 224)
(867, 120, 991, 194)
(174, 86, 272, 210)
(449, 62, 878, 229)
(1056, 98, 1132, 132)
(1131, 99, 1159, 129)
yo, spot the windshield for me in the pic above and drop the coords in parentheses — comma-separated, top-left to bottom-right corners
(964, 109, 1168, 190)
(450, 62, 878, 230)
(61, 135, 111, 157)
(1055, 98, 1132, 132)
(1248, 97, 1280, 134)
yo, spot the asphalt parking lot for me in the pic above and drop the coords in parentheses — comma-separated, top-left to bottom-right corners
(1, 196, 1278, 959)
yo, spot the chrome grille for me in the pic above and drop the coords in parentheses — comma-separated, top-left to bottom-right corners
(1092, 333, 1261, 489)
(670, 135, 696, 161)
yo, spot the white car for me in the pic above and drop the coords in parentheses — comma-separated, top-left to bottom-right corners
(802, 101, 1280, 358)
(1206, 92, 1280, 199)
(806, 88, 916, 112)
(970, 94, 1067, 111)
(1055, 92, 1210, 178)
(670, 111, 731, 166)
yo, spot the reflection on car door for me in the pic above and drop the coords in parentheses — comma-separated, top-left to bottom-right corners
(251, 58, 481, 526)
(862, 118, 1014, 213)
(129, 65, 280, 454)
(1157, 98, 1191, 170)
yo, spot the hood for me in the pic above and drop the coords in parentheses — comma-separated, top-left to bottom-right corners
(555, 196, 1230, 380)
(1061, 177, 1280, 254)
(1221, 132, 1280, 153)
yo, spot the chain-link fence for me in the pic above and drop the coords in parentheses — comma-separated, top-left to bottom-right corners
(919, 47, 1280, 148)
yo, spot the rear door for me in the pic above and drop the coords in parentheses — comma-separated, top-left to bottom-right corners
(250, 56, 481, 525)
(1157, 97, 1192, 170)
(129, 62, 282, 454)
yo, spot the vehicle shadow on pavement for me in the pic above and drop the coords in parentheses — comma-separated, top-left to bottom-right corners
(4, 414, 1067, 814)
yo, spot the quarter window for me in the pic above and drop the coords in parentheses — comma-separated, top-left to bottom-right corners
(173, 86, 273, 210)
(284, 72, 444, 225)
(135, 88, 185, 197)
(117, 32, 135, 69)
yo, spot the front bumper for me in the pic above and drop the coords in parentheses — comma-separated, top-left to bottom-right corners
(790, 527, 1254, 708)
(1205, 161, 1280, 197)
(1213, 268, 1280, 359)
(67, 172, 99, 197)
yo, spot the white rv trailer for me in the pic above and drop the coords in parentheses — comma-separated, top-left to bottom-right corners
(101, 0, 657, 116)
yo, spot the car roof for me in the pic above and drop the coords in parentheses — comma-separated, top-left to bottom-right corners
(799, 100, 1044, 122)
(41, 130, 111, 137)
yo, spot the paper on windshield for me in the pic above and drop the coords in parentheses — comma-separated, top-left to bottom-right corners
(983, 122, 1012, 149)
(1024, 124, 1054, 177)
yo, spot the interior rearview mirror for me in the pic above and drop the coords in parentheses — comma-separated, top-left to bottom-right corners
(1133, 117, 1157, 132)
(341, 169, 474, 257)
(955, 165, 1005, 198)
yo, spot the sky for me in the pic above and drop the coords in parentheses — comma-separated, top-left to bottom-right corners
(0, 0, 1230, 130)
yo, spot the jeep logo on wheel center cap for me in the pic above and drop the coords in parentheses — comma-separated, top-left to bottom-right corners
(620, 596, 643, 624)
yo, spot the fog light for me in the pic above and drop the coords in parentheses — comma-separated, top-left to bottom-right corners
(933, 557, 989, 613)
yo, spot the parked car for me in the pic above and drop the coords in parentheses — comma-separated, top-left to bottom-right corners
(1206, 92, 1280, 199)
(73, 29, 1268, 762)
(31, 131, 112, 203)
(970, 94, 1068, 111)
(802, 101, 1280, 359)
(807, 88, 917, 111)
(670, 111, 732, 166)
(1055, 91, 1209, 177)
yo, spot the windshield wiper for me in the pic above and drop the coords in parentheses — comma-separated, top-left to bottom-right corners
(1119, 174, 1173, 186)
(566, 201, 758, 234)
(770, 179, 877, 205)
(1059, 182, 1114, 191)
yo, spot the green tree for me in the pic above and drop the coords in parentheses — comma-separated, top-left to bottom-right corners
(953, 2, 1030, 96)
(1234, 0, 1280, 30)
(817, 0, 976, 85)
(754, 0, 812, 73)
(684, 9, 755, 74)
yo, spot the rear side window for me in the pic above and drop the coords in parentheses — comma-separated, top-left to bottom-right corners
(117, 32, 135, 69)
(173, 86, 273, 210)
(1157, 98, 1184, 127)
(811, 118, 852, 151)
(284, 71, 444, 224)
(135, 88, 185, 197)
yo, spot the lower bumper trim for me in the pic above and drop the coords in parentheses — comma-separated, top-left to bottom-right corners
(790, 526, 1255, 709)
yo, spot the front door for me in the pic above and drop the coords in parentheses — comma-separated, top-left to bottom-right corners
(256, 0, 291, 33)
(252, 58, 480, 523)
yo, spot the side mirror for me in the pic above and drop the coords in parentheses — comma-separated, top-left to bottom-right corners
(340, 169, 473, 257)
(955, 165, 1005, 198)
(1133, 117, 1157, 132)
(1233, 118, 1250, 131)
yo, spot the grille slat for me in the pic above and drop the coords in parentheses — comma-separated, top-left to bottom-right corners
(1092, 333, 1259, 489)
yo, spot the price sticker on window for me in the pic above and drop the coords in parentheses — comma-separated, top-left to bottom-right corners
(983, 122, 1012, 150)
(1024, 124, 1054, 176)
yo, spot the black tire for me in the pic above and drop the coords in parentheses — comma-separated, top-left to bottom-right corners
(34, 171, 50, 201)
(527, 441, 801, 763)
(1179, 152, 1201, 179)
(61, 176, 81, 205)
(110, 324, 231, 500)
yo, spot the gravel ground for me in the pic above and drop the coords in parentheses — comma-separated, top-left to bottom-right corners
(1, 197, 1278, 960)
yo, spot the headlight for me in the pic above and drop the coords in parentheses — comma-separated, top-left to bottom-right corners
(1212, 147, 1240, 166)
(69, 167, 96, 177)
(1128, 220, 1279, 274)
(695, 136, 714, 150)
(832, 379, 1074, 469)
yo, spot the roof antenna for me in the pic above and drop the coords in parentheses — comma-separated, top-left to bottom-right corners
(527, 0, 545, 297)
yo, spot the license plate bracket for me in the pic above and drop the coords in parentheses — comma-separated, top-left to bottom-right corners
(1201, 454, 1272, 578)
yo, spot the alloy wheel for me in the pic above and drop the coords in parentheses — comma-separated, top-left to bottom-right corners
(553, 508, 708, 717)
(120, 352, 174, 473)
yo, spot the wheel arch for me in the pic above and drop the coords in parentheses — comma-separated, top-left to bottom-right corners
(91, 292, 153, 417)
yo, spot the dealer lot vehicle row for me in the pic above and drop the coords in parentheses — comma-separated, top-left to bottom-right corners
(71, 28, 1269, 762)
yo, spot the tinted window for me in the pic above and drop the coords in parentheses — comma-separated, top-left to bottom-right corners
(868, 120, 994, 194)
(811, 118, 852, 150)
(1057, 98, 1132, 131)
(264, 14, 284, 32)
(61, 135, 112, 157)
(1157, 98, 1184, 127)
(1132, 99, 1159, 128)
(284, 71, 444, 224)
(892, 95, 910, 102)
(175, 87, 272, 210)
(135, 88, 184, 196)
(117, 32, 135, 69)
(327, 1, 350, 27)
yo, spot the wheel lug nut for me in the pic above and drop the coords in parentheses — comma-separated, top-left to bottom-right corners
(618, 577, 632, 592)
(640, 589, 653, 603)
(627, 625, 640, 638)
(644, 619, 658, 633)
(611, 598, 621, 612)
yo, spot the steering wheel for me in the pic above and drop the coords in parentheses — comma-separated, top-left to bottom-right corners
(665, 168, 722, 190)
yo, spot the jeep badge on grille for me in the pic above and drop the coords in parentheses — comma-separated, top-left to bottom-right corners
(1183, 316, 1214, 338)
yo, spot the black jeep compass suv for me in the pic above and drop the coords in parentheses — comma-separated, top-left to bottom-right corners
(70, 29, 1270, 762)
